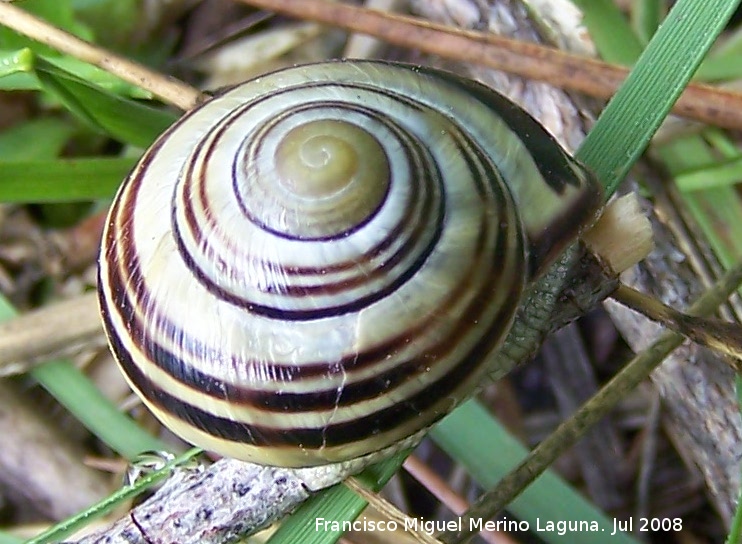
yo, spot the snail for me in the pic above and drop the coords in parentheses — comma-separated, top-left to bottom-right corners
(98, 60, 604, 468)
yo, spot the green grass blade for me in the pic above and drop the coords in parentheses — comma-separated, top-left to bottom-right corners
(674, 155, 742, 192)
(681, 188, 742, 266)
(577, 0, 741, 196)
(0, 47, 154, 95)
(656, 135, 742, 267)
(34, 58, 176, 147)
(0, 47, 38, 90)
(0, 158, 135, 202)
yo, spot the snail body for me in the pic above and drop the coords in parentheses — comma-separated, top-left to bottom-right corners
(98, 60, 602, 467)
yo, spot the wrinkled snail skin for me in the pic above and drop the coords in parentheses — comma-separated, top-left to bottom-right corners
(98, 60, 603, 468)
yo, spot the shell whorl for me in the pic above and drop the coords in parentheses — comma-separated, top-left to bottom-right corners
(98, 60, 602, 467)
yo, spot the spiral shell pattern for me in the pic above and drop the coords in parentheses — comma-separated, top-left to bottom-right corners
(99, 61, 601, 467)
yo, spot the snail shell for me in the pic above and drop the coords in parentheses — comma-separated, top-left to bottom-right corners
(98, 60, 602, 467)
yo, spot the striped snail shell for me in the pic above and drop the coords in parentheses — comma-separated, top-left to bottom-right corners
(98, 60, 602, 468)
